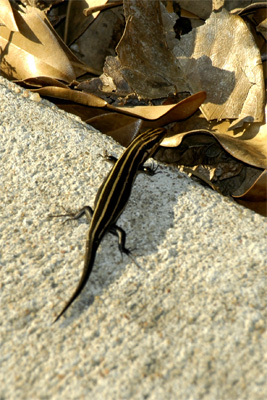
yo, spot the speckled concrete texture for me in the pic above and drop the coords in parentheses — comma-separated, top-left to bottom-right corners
(0, 76, 266, 400)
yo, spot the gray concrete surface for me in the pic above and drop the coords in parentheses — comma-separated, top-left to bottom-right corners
(0, 76, 266, 400)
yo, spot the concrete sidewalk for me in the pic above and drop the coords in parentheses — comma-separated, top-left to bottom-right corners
(0, 76, 266, 400)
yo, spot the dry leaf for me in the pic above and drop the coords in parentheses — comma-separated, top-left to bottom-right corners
(68, 2, 124, 74)
(69, 92, 205, 147)
(0, 0, 19, 31)
(161, 109, 267, 170)
(115, 0, 187, 99)
(178, 0, 265, 18)
(64, 0, 97, 46)
(157, 103, 266, 213)
(0, 4, 85, 81)
(233, 169, 267, 216)
(88, 3, 264, 129)
(77, 92, 206, 147)
(86, 0, 189, 100)
(173, 8, 265, 125)
(86, 113, 142, 147)
(26, 79, 205, 142)
(235, 198, 267, 216)
(16, 76, 71, 89)
(32, 86, 107, 108)
(105, 91, 206, 146)
(78, 55, 132, 101)
(64, 0, 122, 46)
(232, 168, 267, 199)
(230, 2, 267, 16)
(177, 0, 212, 19)
(157, 130, 265, 211)
(212, 0, 225, 11)
(108, 92, 206, 121)
(83, 0, 123, 17)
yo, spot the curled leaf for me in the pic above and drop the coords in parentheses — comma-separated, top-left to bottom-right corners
(233, 169, 267, 200)
(99, 92, 206, 146)
(32, 86, 107, 108)
(233, 169, 267, 216)
(0, 5, 84, 81)
(27, 82, 205, 124)
(161, 109, 267, 170)
(108, 91, 206, 121)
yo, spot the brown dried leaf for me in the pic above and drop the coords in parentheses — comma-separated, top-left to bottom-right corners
(0, 0, 19, 31)
(230, 2, 267, 16)
(91, 3, 264, 129)
(31, 86, 107, 108)
(235, 198, 267, 216)
(161, 110, 267, 170)
(108, 91, 206, 122)
(22, 77, 204, 145)
(173, 8, 265, 125)
(234, 170, 267, 216)
(157, 130, 265, 211)
(69, 2, 124, 74)
(73, 92, 206, 147)
(64, 0, 97, 46)
(176, 0, 212, 19)
(83, 0, 122, 17)
(16, 76, 70, 89)
(232, 169, 267, 200)
(0, 4, 85, 81)
(209, 121, 267, 170)
(86, 113, 142, 147)
(64, 0, 121, 46)
(58, 104, 109, 124)
(233, 169, 267, 216)
(104, 91, 206, 146)
(78, 55, 132, 101)
(179, 0, 265, 17)
(115, 0, 187, 99)
(212, 0, 225, 11)
(157, 104, 266, 212)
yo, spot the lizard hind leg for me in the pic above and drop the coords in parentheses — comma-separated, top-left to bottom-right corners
(109, 224, 147, 274)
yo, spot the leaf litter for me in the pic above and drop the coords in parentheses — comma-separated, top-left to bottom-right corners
(0, 0, 266, 214)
